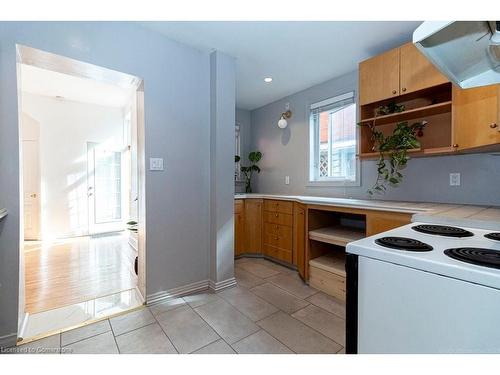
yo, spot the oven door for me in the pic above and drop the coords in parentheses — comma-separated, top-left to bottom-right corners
(357, 256, 500, 353)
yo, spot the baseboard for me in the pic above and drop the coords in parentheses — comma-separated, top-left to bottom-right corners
(209, 277, 237, 292)
(146, 279, 210, 306)
(17, 312, 29, 341)
(146, 276, 237, 306)
(0, 333, 18, 349)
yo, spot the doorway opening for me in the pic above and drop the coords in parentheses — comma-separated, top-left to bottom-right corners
(16, 45, 146, 343)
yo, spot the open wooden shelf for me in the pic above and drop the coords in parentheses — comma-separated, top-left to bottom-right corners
(308, 226, 365, 247)
(309, 253, 346, 278)
(358, 101, 452, 126)
(358, 146, 457, 159)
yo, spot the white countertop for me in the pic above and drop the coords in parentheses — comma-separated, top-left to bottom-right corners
(235, 194, 500, 230)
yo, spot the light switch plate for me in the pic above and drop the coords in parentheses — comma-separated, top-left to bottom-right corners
(449, 172, 461, 186)
(285, 176, 290, 185)
(149, 157, 164, 171)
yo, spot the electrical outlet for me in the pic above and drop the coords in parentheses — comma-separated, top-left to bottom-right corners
(449, 173, 461, 186)
(285, 176, 290, 185)
(149, 157, 164, 171)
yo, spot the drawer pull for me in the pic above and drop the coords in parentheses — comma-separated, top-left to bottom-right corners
(275, 213, 279, 217)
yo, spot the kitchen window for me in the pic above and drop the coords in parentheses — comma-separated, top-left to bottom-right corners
(309, 91, 359, 185)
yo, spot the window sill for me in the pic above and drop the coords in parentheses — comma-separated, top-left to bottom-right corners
(307, 180, 361, 188)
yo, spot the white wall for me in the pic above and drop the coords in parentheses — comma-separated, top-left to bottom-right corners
(22, 93, 125, 239)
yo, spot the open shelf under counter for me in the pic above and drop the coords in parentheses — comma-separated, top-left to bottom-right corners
(309, 253, 346, 278)
(308, 226, 365, 247)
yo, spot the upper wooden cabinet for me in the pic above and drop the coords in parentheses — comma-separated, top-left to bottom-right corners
(359, 43, 448, 105)
(453, 84, 500, 151)
(399, 43, 448, 95)
(359, 47, 400, 105)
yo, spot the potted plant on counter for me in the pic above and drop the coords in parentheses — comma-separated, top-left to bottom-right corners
(235, 151, 262, 193)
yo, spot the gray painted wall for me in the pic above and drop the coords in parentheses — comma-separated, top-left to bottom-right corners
(236, 108, 252, 159)
(0, 22, 235, 344)
(235, 108, 251, 193)
(209, 51, 236, 284)
(250, 71, 500, 206)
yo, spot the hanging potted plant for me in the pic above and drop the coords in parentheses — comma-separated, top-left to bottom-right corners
(365, 120, 428, 195)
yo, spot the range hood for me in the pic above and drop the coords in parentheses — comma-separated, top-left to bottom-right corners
(413, 21, 500, 88)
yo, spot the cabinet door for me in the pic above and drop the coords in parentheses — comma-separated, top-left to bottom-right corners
(399, 43, 448, 95)
(244, 199, 263, 254)
(293, 203, 306, 280)
(234, 211, 244, 256)
(359, 47, 400, 105)
(453, 85, 500, 150)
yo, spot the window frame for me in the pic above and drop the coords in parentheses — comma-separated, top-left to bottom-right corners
(308, 91, 361, 187)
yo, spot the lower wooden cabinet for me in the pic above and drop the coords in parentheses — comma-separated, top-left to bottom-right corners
(244, 199, 263, 254)
(293, 203, 306, 279)
(263, 199, 293, 263)
(366, 211, 412, 236)
(234, 200, 245, 256)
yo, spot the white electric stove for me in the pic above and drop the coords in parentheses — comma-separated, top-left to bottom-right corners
(345, 222, 500, 354)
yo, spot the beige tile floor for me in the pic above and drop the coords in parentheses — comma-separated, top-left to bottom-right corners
(14, 258, 346, 354)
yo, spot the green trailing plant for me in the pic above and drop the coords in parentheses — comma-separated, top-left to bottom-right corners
(235, 151, 262, 193)
(366, 120, 428, 195)
(375, 101, 405, 116)
(126, 220, 138, 233)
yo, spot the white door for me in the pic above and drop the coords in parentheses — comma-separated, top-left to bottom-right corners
(23, 139, 41, 240)
(21, 112, 41, 241)
(87, 142, 124, 234)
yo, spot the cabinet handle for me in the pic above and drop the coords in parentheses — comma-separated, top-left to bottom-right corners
(453, 144, 459, 148)
(275, 213, 279, 218)
(274, 236, 279, 240)
(490, 123, 498, 129)
(402, 87, 407, 92)
(392, 90, 397, 95)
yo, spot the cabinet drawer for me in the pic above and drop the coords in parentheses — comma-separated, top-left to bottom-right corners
(263, 230, 292, 251)
(263, 244, 292, 263)
(234, 200, 244, 214)
(264, 222, 292, 236)
(264, 199, 293, 214)
(309, 266, 346, 302)
(263, 211, 293, 226)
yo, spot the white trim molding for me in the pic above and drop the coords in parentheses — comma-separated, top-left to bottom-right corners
(145, 276, 237, 306)
(209, 277, 237, 292)
(146, 279, 210, 306)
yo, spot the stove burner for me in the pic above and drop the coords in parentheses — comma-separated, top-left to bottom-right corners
(485, 233, 500, 242)
(375, 237, 433, 252)
(412, 224, 474, 238)
(445, 248, 500, 269)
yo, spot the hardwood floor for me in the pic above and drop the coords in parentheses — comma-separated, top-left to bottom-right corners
(24, 232, 138, 314)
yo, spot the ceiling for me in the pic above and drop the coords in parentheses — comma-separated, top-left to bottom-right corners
(21, 64, 135, 108)
(142, 21, 422, 110)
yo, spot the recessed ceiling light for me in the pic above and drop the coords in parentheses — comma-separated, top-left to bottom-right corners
(264, 77, 273, 83)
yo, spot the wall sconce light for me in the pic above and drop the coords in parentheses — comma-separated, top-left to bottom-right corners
(278, 110, 292, 129)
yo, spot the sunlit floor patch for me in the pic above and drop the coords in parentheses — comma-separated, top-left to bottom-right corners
(21, 288, 143, 343)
